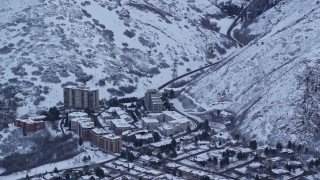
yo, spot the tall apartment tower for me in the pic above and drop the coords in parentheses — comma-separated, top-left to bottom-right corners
(63, 85, 99, 111)
(144, 89, 162, 113)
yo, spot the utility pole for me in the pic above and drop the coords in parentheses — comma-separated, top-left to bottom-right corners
(171, 60, 178, 87)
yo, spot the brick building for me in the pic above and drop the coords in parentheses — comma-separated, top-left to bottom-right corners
(14, 119, 45, 133)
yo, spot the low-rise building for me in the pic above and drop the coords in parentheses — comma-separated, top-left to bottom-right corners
(141, 117, 159, 130)
(135, 133, 154, 144)
(71, 117, 91, 133)
(168, 118, 190, 133)
(110, 119, 131, 135)
(101, 134, 122, 153)
(14, 118, 45, 133)
(158, 123, 175, 136)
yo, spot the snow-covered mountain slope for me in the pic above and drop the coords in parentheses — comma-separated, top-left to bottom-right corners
(0, 0, 241, 116)
(185, 0, 320, 149)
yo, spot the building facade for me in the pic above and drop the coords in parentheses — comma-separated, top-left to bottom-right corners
(14, 119, 45, 133)
(141, 117, 160, 130)
(79, 121, 95, 141)
(144, 89, 162, 113)
(110, 119, 131, 135)
(64, 85, 99, 111)
(101, 134, 122, 153)
(90, 128, 107, 148)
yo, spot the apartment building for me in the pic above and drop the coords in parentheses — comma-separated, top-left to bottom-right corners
(110, 119, 131, 135)
(64, 85, 99, 111)
(144, 89, 162, 113)
(101, 134, 122, 153)
(90, 128, 107, 148)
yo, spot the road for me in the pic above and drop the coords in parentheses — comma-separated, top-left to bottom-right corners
(59, 118, 65, 135)
(174, 108, 200, 133)
(158, 62, 221, 90)
(226, 0, 257, 48)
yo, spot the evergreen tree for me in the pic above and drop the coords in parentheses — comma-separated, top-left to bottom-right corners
(157, 152, 162, 159)
(53, 167, 58, 173)
(213, 157, 218, 165)
(249, 140, 257, 150)
(153, 132, 161, 142)
(187, 126, 192, 133)
(79, 138, 83, 146)
(65, 172, 70, 179)
(170, 89, 174, 98)
(178, 170, 183, 177)
(276, 142, 283, 150)
(264, 147, 270, 155)
(287, 141, 292, 149)
(171, 138, 177, 148)
(127, 151, 135, 162)
(172, 168, 177, 176)
(25, 174, 30, 180)
(201, 176, 210, 180)
(255, 174, 260, 180)
(95, 167, 105, 178)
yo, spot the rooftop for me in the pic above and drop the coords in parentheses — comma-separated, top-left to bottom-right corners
(135, 133, 153, 140)
(91, 128, 107, 135)
(142, 117, 159, 123)
(162, 111, 185, 119)
(111, 119, 131, 128)
(71, 117, 91, 122)
(16, 118, 44, 124)
(68, 112, 88, 117)
(29, 115, 47, 120)
(64, 85, 98, 91)
(103, 134, 121, 140)
(80, 121, 95, 129)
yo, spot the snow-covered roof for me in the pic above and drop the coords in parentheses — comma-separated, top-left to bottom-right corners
(166, 162, 180, 168)
(103, 134, 121, 140)
(287, 161, 302, 166)
(80, 121, 95, 129)
(281, 148, 294, 154)
(16, 118, 44, 124)
(111, 119, 131, 128)
(91, 128, 107, 135)
(29, 115, 47, 120)
(248, 162, 263, 168)
(169, 118, 189, 125)
(142, 117, 159, 124)
(135, 133, 153, 140)
(160, 123, 174, 130)
(146, 169, 162, 175)
(71, 117, 91, 123)
(220, 110, 232, 117)
(140, 155, 151, 161)
(271, 168, 289, 174)
(162, 111, 185, 119)
(151, 139, 171, 147)
(64, 85, 98, 91)
(68, 112, 88, 117)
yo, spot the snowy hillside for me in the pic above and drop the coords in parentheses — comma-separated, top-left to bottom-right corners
(185, 0, 320, 149)
(0, 0, 242, 116)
